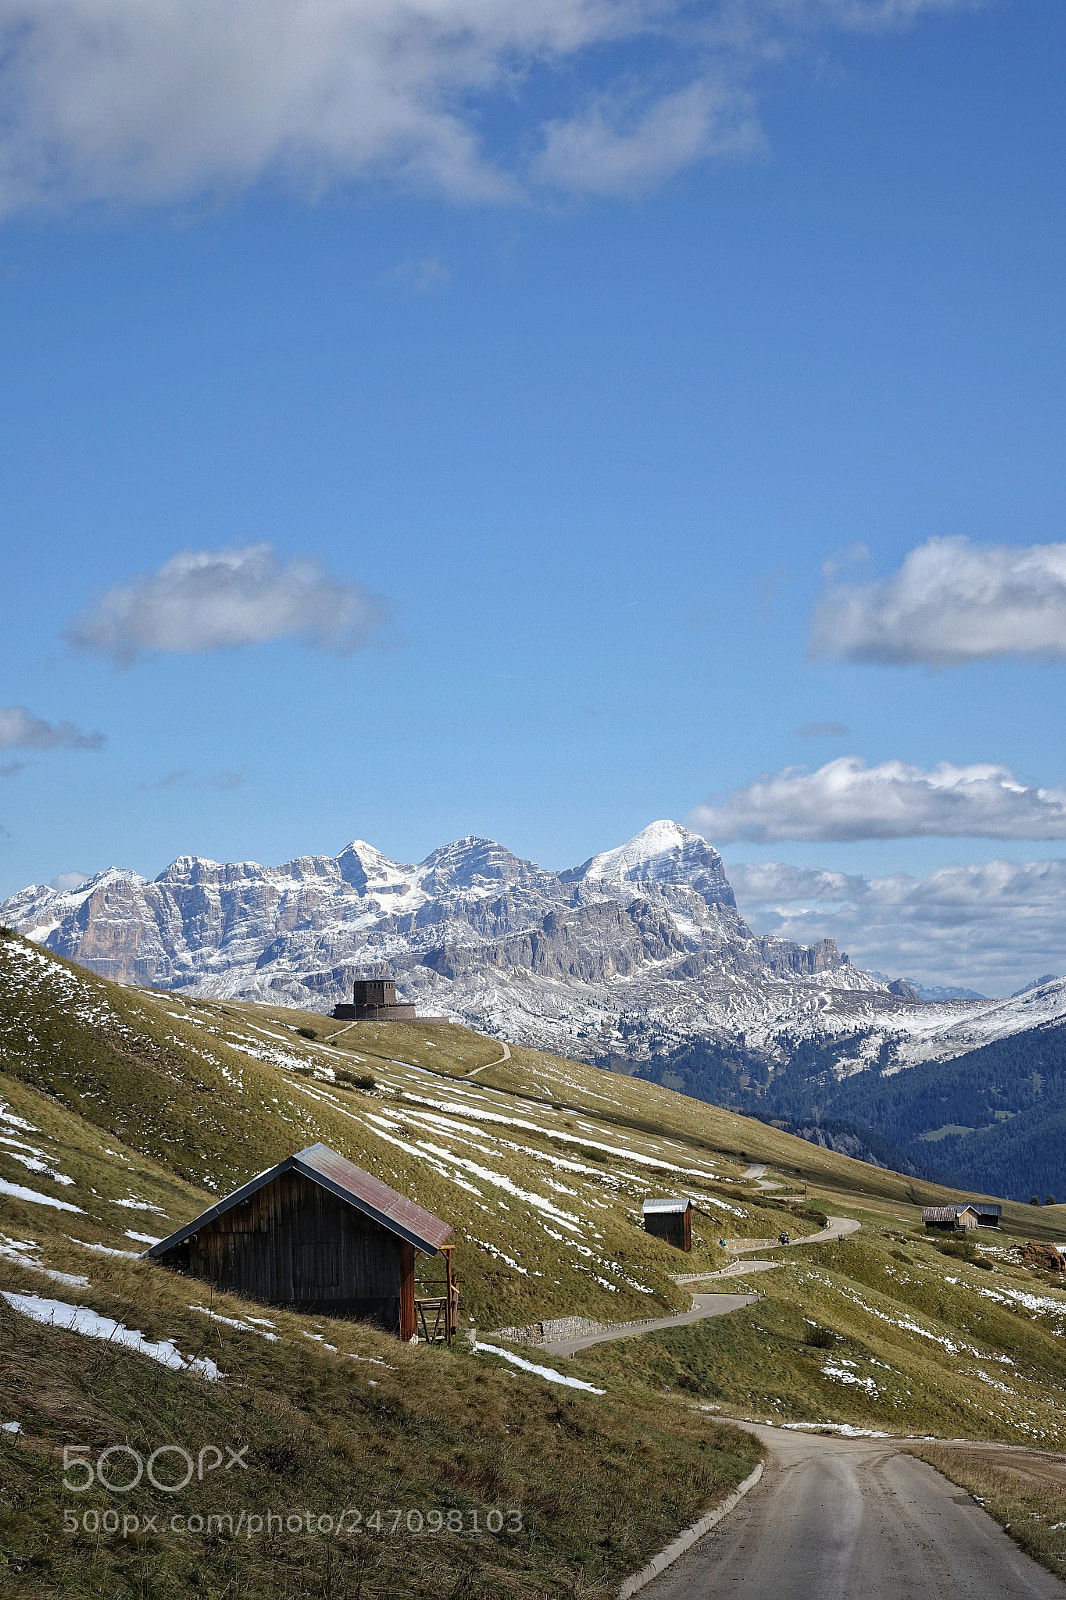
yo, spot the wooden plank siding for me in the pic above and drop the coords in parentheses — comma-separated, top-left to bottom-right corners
(643, 1209, 692, 1251)
(165, 1170, 414, 1334)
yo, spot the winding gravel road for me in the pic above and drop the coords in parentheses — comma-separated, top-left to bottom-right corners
(640, 1426, 1066, 1599)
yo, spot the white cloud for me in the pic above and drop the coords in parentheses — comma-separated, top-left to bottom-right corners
(533, 79, 763, 196)
(726, 855, 1066, 995)
(50, 871, 88, 892)
(64, 544, 388, 666)
(810, 537, 1066, 667)
(687, 756, 1066, 842)
(0, 0, 974, 213)
(0, 706, 104, 752)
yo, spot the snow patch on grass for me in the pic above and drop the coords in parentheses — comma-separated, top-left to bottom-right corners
(1, 1291, 223, 1379)
(474, 1342, 606, 1393)
(0, 1178, 83, 1213)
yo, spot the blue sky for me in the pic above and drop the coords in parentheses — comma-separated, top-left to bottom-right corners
(1, 0, 1064, 990)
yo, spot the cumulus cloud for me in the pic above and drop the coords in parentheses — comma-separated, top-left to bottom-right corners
(810, 537, 1066, 667)
(688, 756, 1066, 842)
(0, 706, 105, 752)
(727, 855, 1066, 996)
(64, 544, 388, 667)
(0, 0, 973, 213)
(50, 871, 88, 892)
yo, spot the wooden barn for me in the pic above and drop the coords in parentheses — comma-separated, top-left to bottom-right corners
(922, 1203, 980, 1232)
(970, 1203, 1002, 1228)
(146, 1143, 453, 1341)
(643, 1197, 692, 1252)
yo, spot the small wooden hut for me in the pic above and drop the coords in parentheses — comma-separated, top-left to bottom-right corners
(643, 1197, 692, 1252)
(922, 1203, 980, 1232)
(146, 1143, 452, 1340)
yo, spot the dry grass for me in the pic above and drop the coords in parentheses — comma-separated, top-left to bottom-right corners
(0, 1240, 763, 1599)
(906, 1442, 1066, 1584)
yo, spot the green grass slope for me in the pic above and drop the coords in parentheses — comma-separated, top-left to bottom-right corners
(0, 1074, 758, 1599)
(3, 932, 1066, 1595)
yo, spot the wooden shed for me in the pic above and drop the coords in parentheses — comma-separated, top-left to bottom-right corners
(643, 1197, 692, 1252)
(922, 1204, 980, 1231)
(146, 1143, 452, 1340)
(970, 1203, 1002, 1228)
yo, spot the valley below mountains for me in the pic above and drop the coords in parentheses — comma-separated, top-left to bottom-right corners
(4, 819, 1066, 1199)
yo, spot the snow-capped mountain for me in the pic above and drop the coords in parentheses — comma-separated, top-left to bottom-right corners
(4, 820, 1065, 1074)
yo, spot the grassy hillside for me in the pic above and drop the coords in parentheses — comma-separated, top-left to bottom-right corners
(3, 931, 1066, 1595)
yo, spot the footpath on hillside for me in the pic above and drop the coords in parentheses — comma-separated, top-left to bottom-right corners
(525, 1217, 861, 1358)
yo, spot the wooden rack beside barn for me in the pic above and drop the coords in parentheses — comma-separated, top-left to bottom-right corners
(415, 1244, 459, 1344)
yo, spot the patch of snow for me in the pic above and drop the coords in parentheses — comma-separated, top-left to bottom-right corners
(976, 1284, 1066, 1319)
(0, 1178, 84, 1213)
(110, 1198, 166, 1214)
(67, 1238, 141, 1259)
(0, 1105, 39, 1134)
(0, 1138, 76, 1184)
(190, 1305, 279, 1340)
(474, 1341, 606, 1393)
(821, 1362, 879, 1394)
(2, 1420, 21, 1434)
(783, 1422, 891, 1437)
(0, 1236, 89, 1287)
(302, 1332, 338, 1352)
(124, 1230, 162, 1246)
(469, 1237, 528, 1274)
(1, 1291, 222, 1379)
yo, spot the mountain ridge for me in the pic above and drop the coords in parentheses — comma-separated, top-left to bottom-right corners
(5, 821, 1066, 1088)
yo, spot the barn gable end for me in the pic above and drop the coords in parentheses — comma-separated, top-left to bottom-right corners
(643, 1197, 692, 1252)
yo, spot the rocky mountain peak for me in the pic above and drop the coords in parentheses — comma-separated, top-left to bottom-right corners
(565, 819, 736, 909)
(336, 840, 412, 894)
(415, 835, 546, 896)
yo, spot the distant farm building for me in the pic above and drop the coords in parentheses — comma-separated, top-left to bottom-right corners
(969, 1203, 1002, 1228)
(332, 977, 416, 1023)
(146, 1143, 455, 1341)
(643, 1197, 692, 1252)
(922, 1204, 981, 1231)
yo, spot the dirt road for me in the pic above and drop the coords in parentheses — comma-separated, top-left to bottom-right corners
(640, 1426, 1066, 1599)
(537, 1291, 759, 1357)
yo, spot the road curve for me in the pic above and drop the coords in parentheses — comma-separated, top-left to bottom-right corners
(538, 1292, 759, 1357)
(639, 1426, 1066, 1600)
(727, 1215, 861, 1254)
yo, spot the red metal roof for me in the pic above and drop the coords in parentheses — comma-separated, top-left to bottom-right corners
(295, 1143, 453, 1251)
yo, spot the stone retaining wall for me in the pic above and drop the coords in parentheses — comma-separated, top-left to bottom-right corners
(486, 1315, 609, 1347)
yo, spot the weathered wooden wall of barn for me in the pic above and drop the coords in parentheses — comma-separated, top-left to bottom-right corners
(643, 1210, 691, 1251)
(165, 1171, 415, 1334)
